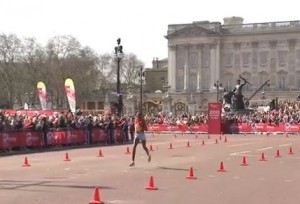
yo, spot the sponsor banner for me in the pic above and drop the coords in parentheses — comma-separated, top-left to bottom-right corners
(92, 128, 108, 143)
(37, 81, 47, 110)
(207, 102, 222, 134)
(231, 123, 300, 132)
(52, 129, 85, 145)
(0, 131, 25, 149)
(64, 78, 76, 113)
(24, 131, 42, 147)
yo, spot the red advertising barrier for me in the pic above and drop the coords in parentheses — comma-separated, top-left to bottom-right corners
(51, 129, 85, 145)
(208, 102, 222, 134)
(92, 128, 108, 143)
(231, 123, 300, 133)
(1, 122, 300, 150)
(24, 131, 42, 147)
(0, 131, 25, 149)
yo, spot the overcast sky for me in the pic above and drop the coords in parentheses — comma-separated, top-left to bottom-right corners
(0, 0, 299, 67)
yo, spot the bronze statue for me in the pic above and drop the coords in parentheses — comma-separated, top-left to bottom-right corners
(231, 76, 247, 111)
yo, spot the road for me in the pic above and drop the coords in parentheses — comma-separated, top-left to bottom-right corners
(0, 132, 300, 204)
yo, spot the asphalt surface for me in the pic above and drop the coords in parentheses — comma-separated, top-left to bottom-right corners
(1, 132, 300, 204)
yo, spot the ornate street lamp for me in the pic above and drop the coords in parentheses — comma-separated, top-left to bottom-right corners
(162, 80, 171, 95)
(213, 80, 223, 102)
(114, 38, 124, 116)
(138, 66, 145, 114)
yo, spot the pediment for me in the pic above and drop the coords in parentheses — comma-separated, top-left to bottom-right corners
(167, 25, 217, 39)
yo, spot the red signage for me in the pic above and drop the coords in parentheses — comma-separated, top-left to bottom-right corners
(208, 102, 222, 134)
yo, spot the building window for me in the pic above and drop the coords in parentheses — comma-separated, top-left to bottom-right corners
(87, 102, 96, 110)
(97, 102, 104, 110)
(258, 72, 269, 90)
(189, 52, 198, 68)
(189, 74, 197, 91)
(176, 47, 185, 69)
(277, 72, 287, 90)
(278, 51, 288, 66)
(176, 70, 184, 91)
(224, 74, 233, 90)
(202, 48, 210, 68)
(224, 52, 233, 68)
(242, 52, 251, 68)
(202, 73, 209, 91)
(259, 51, 269, 67)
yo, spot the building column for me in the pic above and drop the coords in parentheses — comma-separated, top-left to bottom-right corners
(251, 41, 259, 89)
(233, 42, 241, 78)
(269, 40, 277, 91)
(288, 39, 296, 89)
(196, 44, 202, 92)
(215, 40, 221, 81)
(209, 44, 216, 92)
(183, 44, 190, 92)
(168, 45, 176, 92)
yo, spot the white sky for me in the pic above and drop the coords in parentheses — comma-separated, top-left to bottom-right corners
(0, 0, 299, 67)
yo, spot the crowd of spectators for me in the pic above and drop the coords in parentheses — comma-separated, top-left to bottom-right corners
(223, 100, 300, 126)
(0, 99, 300, 133)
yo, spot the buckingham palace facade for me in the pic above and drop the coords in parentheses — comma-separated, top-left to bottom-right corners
(160, 16, 300, 113)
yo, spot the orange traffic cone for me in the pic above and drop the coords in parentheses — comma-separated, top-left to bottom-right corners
(97, 149, 103, 157)
(124, 146, 131, 154)
(145, 176, 158, 190)
(168, 142, 173, 149)
(259, 152, 267, 161)
(186, 167, 197, 179)
(201, 140, 205, 145)
(89, 187, 104, 204)
(241, 156, 248, 166)
(288, 147, 294, 155)
(275, 149, 281, 158)
(217, 161, 226, 172)
(22, 156, 31, 167)
(224, 136, 228, 143)
(186, 141, 191, 147)
(64, 152, 71, 161)
(149, 145, 154, 151)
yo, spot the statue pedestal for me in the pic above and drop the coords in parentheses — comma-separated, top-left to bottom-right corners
(125, 94, 135, 115)
(162, 93, 172, 114)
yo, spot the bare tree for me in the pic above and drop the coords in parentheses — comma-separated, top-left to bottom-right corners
(0, 34, 23, 107)
(120, 53, 144, 86)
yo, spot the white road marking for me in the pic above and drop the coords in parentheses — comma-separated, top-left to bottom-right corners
(278, 143, 292, 147)
(228, 142, 257, 147)
(230, 151, 251, 156)
(256, 147, 273, 151)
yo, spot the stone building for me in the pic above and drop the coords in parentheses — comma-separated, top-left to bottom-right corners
(80, 17, 300, 115)
(164, 16, 300, 113)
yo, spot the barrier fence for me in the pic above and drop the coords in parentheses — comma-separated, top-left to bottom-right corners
(1, 123, 299, 150)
